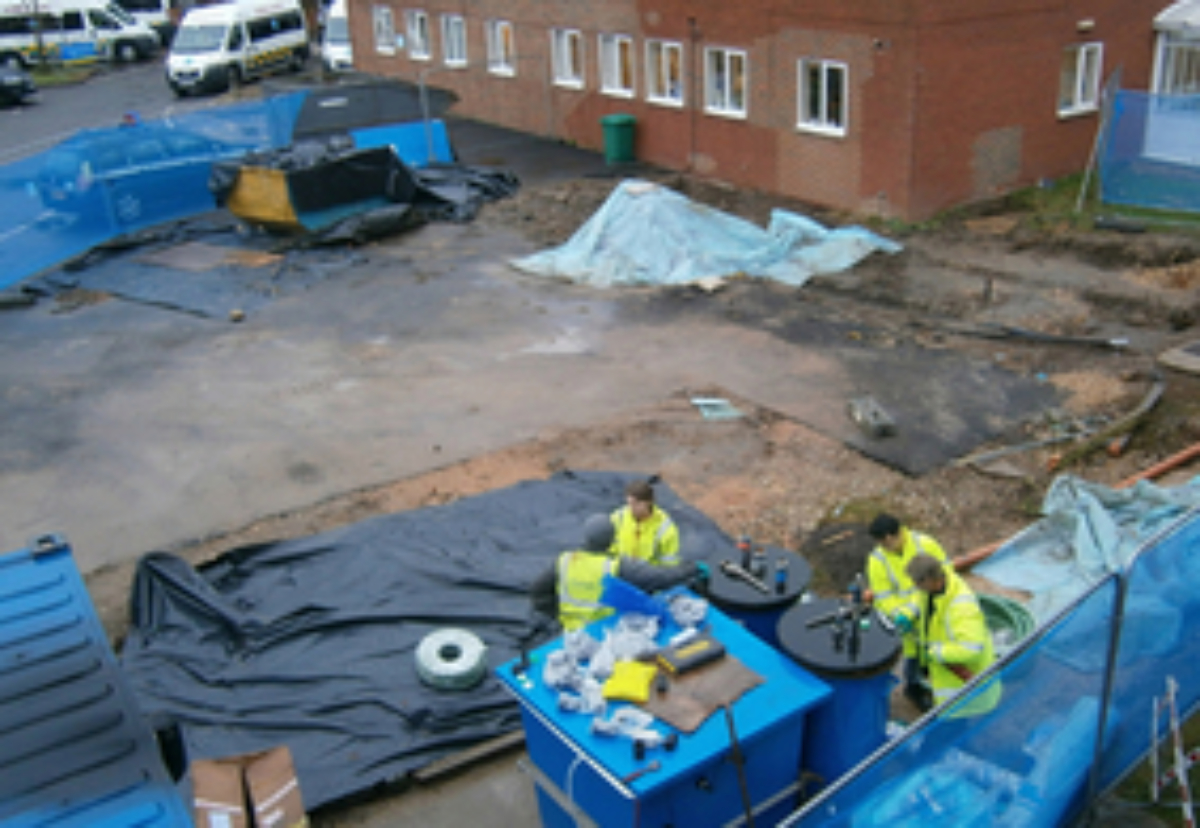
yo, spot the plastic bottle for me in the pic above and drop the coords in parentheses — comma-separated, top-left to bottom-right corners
(738, 535, 752, 569)
(774, 557, 789, 594)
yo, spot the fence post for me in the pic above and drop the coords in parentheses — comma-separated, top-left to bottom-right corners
(1084, 572, 1129, 817)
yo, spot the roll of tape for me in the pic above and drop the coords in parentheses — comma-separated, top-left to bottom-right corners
(415, 628, 488, 690)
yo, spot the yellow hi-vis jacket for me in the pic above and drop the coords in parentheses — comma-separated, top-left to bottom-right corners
(610, 505, 680, 566)
(866, 529, 948, 657)
(916, 569, 1001, 717)
(557, 551, 621, 631)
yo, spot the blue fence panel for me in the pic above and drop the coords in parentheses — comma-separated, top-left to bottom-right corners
(1099, 508, 1200, 789)
(0, 92, 306, 292)
(1099, 90, 1200, 214)
(788, 577, 1118, 827)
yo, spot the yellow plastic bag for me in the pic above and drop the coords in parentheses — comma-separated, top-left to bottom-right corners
(602, 660, 658, 703)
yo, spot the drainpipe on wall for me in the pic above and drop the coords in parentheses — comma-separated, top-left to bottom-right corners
(688, 16, 699, 172)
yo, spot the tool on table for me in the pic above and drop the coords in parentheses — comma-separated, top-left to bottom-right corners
(751, 545, 767, 578)
(719, 561, 771, 595)
(805, 575, 872, 660)
(738, 535, 753, 570)
(623, 760, 662, 785)
(723, 704, 755, 828)
(774, 556, 789, 594)
(657, 631, 727, 676)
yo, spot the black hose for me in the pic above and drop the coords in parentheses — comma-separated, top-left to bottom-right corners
(723, 704, 755, 828)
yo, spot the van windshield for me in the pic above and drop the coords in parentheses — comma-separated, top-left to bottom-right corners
(172, 23, 227, 52)
(325, 17, 348, 44)
(105, 3, 136, 26)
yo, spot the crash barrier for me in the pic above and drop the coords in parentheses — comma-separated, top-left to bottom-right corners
(1098, 90, 1200, 215)
(784, 504, 1200, 826)
(0, 93, 455, 292)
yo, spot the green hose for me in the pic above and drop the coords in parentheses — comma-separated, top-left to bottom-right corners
(979, 594, 1035, 655)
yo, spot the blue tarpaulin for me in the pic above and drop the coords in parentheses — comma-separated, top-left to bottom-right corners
(510, 179, 901, 288)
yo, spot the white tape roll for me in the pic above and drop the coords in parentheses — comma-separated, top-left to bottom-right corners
(415, 628, 488, 690)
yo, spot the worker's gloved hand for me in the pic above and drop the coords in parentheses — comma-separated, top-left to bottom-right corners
(892, 612, 914, 634)
(947, 663, 974, 683)
(691, 562, 711, 593)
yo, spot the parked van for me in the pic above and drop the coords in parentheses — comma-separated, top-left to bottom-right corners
(319, 0, 349, 72)
(166, 0, 309, 97)
(0, 0, 159, 67)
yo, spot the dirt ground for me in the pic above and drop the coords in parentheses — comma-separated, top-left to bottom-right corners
(78, 171, 1200, 823)
(87, 173, 1200, 633)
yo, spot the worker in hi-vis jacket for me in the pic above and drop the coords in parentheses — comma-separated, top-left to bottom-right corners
(865, 513, 949, 712)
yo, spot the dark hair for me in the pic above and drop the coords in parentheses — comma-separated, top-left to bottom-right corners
(625, 480, 654, 504)
(868, 513, 901, 540)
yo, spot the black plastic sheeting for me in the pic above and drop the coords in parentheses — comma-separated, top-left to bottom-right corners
(22, 216, 370, 319)
(210, 137, 520, 234)
(289, 80, 459, 141)
(119, 471, 734, 812)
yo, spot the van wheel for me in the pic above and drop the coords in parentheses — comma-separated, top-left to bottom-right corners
(115, 41, 140, 63)
(225, 65, 243, 92)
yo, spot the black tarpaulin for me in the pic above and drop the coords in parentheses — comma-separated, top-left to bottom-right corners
(119, 471, 733, 811)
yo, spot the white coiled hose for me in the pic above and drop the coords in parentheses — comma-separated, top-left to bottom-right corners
(415, 628, 489, 690)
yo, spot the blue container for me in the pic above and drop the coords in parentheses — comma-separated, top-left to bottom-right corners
(0, 535, 191, 827)
(499, 587, 831, 827)
(776, 598, 901, 789)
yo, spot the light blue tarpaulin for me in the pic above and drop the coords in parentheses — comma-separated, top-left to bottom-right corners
(510, 179, 901, 287)
(976, 474, 1200, 624)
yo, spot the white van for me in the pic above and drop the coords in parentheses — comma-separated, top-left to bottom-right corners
(0, 0, 159, 67)
(319, 0, 349, 72)
(166, 0, 309, 97)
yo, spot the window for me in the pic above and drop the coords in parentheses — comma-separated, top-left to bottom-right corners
(646, 39, 683, 105)
(486, 19, 514, 75)
(441, 14, 466, 67)
(599, 33, 634, 96)
(1058, 42, 1102, 116)
(372, 5, 394, 55)
(798, 58, 847, 135)
(61, 11, 84, 31)
(551, 28, 583, 87)
(405, 9, 429, 60)
(705, 46, 747, 117)
(1155, 33, 1200, 95)
(88, 10, 119, 30)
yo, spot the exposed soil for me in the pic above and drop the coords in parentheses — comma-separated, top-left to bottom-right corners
(78, 172, 1200, 824)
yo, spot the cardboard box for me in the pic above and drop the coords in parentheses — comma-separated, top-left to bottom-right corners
(192, 757, 249, 828)
(191, 746, 307, 828)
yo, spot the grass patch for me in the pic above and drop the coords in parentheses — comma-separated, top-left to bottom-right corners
(30, 64, 100, 88)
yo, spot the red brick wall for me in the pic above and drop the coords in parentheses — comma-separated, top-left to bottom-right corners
(348, 0, 1165, 220)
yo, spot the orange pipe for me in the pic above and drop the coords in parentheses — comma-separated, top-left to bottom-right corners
(953, 439, 1200, 572)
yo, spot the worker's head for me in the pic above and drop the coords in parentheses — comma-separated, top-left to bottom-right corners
(625, 480, 655, 521)
(906, 553, 946, 594)
(582, 513, 616, 553)
(868, 513, 903, 552)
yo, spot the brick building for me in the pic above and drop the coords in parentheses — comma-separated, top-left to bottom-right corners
(348, 0, 1165, 221)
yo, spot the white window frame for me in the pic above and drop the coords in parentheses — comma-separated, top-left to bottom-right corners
(704, 46, 747, 118)
(487, 19, 515, 76)
(441, 14, 466, 67)
(1058, 41, 1102, 117)
(372, 5, 395, 55)
(405, 9, 430, 60)
(797, 58, 847, 137)
(646, 39, 683, 106)
(599, 33, 635, 98)
(1153, 32, 1200, 95)
(551, 28, 584, 88)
